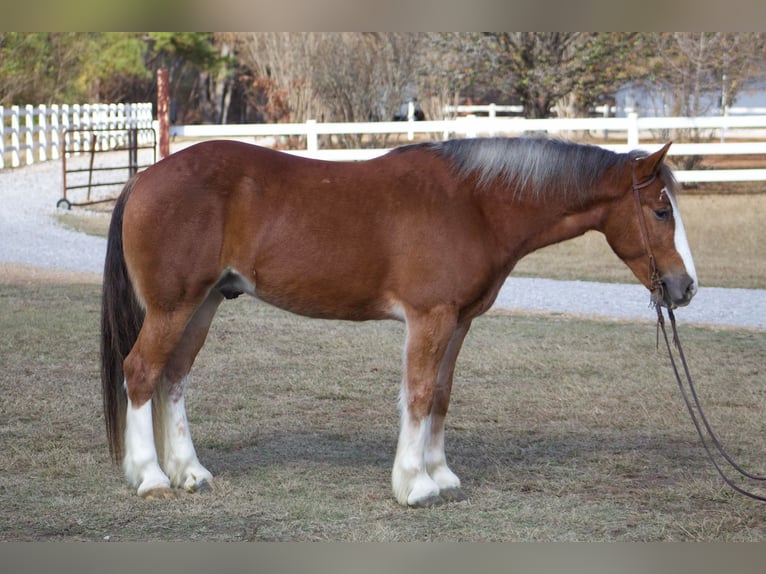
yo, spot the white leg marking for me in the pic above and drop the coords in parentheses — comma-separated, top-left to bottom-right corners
(425, 420, 461, 491)
(123, 394, 171, 496)
(159, 378, 213, 491)
(669, 192, 698, 289)
(392, 403, 440, 506)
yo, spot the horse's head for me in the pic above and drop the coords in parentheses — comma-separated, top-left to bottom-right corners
(602, 143, 698, 309)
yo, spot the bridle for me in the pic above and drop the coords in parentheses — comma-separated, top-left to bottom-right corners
(631, 164, 664, 306)
(632, 160, 766, 501)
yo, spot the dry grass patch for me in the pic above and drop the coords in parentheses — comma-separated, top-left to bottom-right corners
(0, 262, 101, 285)
(55, 209, 111, 238)
(1, 275, 766, 541)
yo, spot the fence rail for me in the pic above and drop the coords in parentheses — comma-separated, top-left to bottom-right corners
(445, 103, 766, 118)
(0, 102, 154, 169)
(170, 113, 766, 144)
(170, 113, 766, 183)
(4, 103, 766, 183)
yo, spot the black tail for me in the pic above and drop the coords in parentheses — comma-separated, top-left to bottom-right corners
(100, 176, 145, 464)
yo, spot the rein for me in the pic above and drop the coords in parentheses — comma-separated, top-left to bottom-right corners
(632, 161, 766, 501)
(655, 306, 766, 501)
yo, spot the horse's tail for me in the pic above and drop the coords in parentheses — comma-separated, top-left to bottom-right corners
(100, 176, 144, 464)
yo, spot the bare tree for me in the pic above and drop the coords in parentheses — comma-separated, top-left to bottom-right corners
(195, 33, 236, 124)
(410, 33, 485, 123)
(234, 33, 321, 123)
(235, 33, 428, 146)
(646, 33, 766, 168)
(474, 33, 650, 119)
(309, 33, 423, 146)
(651, 33, 766, 118)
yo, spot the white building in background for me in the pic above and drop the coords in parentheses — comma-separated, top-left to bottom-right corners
(612, 79, 766, 117)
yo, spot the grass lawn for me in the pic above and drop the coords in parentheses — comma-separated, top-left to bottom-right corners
(1, 276, 765, 541)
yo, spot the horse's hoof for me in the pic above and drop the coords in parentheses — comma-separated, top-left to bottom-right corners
(141, 487, 179, 500)
(408, 493, 445, 508)
(440, 487, 468, 503)
(186, 479, 212, 493)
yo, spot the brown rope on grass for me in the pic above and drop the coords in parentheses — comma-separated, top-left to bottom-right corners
(656, 304, 766, 501)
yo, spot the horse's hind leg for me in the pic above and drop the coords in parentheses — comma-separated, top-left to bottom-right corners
(155, 291, 224, 492)
(122, 300, 211, 498)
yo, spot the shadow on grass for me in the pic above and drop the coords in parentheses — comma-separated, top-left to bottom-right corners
(202, 423, 706, 491)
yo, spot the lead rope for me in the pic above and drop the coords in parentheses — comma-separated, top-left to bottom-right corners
(655, 305, 766, 501)
(631, 160, 766, 500)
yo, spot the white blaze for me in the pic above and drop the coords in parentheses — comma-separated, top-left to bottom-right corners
(668, 192, 698, 290)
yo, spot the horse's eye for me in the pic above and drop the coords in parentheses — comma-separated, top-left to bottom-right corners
(653, 207, 672, 222)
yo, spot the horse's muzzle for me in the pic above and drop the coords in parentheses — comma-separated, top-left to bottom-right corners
(659, 273, 697, 309)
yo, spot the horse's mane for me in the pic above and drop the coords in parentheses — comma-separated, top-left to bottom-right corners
(395, 137, 678, 204)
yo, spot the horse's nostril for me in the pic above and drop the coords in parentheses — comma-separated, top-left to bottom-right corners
(685, 277, 697, 299)
(661, 275, 697, 307)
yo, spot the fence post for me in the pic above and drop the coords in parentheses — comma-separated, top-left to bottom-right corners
(0, 105, 5, 169)
(720, 106, 729, 144)
(306, 119, 318, 153)
(128, 127, 138, 176)
(50, 105, 60, 160)
(627, 112, 639, 147)
(38, 104, 48, 162)
(24, 104, 34, 165)
(488, 103, 498, 137)
(72, 104, 81, 152)
(106, 103, 115, 148)
(82, 104, 91, 149)
(11, 106, 20, 167)
(61, 104, 71, 155)
(157, 68, 170, 158)
(407, 101, 415, 141)
(116, 103, 126, 147)
(464, 114, 478, 139)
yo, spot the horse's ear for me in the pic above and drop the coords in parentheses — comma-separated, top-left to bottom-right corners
(635, 142, 672, 179)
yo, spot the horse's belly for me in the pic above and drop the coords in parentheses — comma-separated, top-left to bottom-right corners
(250, 264, 392, 322)
(253, 284, 390, 321)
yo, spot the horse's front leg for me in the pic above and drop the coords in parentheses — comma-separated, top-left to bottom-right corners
(392, 305, 458, 507)
(425, 320, 472, 502)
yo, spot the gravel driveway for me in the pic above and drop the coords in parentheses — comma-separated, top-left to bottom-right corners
(2, 156, 764, 331)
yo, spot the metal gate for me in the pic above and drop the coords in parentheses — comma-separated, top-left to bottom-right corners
(58, 127, 157, 209)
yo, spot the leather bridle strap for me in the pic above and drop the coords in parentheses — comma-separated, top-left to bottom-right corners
(631, 163, 663, 304)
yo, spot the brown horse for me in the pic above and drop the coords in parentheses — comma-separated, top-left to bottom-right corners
(101, 137, 697, 506)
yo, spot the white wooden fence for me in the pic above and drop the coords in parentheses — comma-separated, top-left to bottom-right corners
(0, 102, 154, 169)
(170, 112, 766, 183)
(443, 104, 524, 117)
(3, 102, 766, 183)
(444, 103, 766, 118)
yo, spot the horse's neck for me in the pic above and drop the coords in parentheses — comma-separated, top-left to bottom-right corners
(525, 206, 606, 251)
(478, 185, 608, 265)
